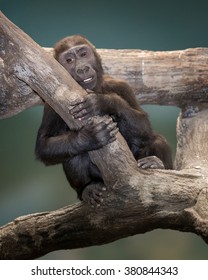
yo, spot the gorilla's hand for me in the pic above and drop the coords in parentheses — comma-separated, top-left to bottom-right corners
(77, 116, 118, 152)
(70, 93, 103, 120)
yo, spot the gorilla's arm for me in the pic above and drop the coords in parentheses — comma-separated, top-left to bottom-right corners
(70, 78, 146, 120)
(70, 81, 173, 170)
(35, 105, 118, 165)
(70, 91, 153, 140)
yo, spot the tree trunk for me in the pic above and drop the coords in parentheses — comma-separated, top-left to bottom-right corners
(1, 11, 208, 259)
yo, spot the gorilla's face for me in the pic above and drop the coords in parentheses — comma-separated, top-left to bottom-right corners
(58, 44, 98, 90)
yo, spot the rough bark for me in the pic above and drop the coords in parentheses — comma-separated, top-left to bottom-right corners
(1, 11, 208, 259)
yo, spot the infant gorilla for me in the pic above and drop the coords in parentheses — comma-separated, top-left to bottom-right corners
(35, 35, 173, 207)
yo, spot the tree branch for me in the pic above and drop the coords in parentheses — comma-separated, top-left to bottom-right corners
(1, 11, 208, 259)
(2, 35, 208, 119)
(1, 165, 207, 259)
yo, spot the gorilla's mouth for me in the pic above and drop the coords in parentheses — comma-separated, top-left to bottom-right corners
(83, 77, 94, 83)
(79, 75, 97, 90)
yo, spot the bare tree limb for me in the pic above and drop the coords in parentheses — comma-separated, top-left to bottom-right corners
(1, 161, 207, 259)
(1, 11, 208, 259)
(2, 29, 208, 119)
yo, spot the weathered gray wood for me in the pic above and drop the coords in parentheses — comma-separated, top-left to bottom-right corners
(100, 47, 208, 106)
(1, 11, 208, 259)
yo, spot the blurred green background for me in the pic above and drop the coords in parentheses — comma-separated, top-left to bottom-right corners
(1, 0, 208, 259)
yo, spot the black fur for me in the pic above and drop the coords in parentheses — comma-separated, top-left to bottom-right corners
(36, 35, 173, 207)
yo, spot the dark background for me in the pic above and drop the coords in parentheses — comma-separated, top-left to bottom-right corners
(1, 0, 208, 259)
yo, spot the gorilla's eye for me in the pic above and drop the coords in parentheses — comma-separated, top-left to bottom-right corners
(66, 57, 73, 64)
(80, 51, 87, 57)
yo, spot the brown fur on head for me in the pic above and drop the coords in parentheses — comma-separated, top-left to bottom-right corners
(53, 35, 102, 66)
(53, 35, 104, 90)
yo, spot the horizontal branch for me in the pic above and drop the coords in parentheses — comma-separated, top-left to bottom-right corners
(1, 24, 208, 119)
(0, 168, 207, 259)
(45, 47, 208, 107)
(100, 47, 208, 106)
